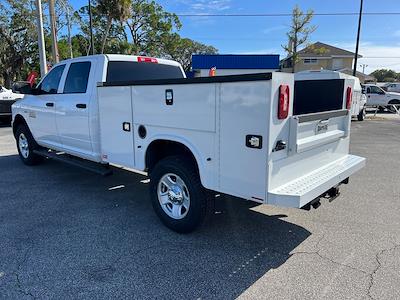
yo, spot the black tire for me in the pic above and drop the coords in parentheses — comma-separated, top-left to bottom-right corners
(357, 107, 365, 121)
(387, 104, 400, 113)
(149, 156, 207, 233)
(15, 124, 44, 166)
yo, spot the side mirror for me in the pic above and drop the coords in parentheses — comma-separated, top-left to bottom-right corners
(12, 81, 37, 95)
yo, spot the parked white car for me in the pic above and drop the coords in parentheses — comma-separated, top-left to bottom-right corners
(0, 86, 23, 123)
(12, 54, 365, 232)
(362, 84, 400, 111)
(384, 83, 400, 93)
(295, 70, 367, 121)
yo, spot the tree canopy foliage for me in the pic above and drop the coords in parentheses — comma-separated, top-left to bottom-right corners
(282, 5, 316, 72)
(0, 0, 217, 86)
(370, 69, 399, 82)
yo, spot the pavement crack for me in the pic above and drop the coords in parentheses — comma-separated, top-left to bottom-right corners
(366, 243, 400, 300)
(14, 245, 36, 299)
(291, 234, 368, 275)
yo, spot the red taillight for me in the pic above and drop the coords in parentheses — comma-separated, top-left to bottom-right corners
(346, 87, 353, 110)
(137, 56, 158, 63)
(278, 84, 290, 119)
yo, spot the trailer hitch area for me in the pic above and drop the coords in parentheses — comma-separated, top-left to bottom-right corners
(301, 197, 321, 211)
(301, 181, 346, 211)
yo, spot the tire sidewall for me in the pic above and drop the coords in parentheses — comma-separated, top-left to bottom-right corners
(15, 125, 41, 165)
(149, 157, 206, 233)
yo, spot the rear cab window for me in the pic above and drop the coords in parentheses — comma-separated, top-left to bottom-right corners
(106, 61, 184, 83)
(63, 62, 91, 94)
(293, 79, 345, 115)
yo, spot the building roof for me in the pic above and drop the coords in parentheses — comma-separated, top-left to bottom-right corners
(281, 42, 362, 63)
(297, 42, 362, 58)
(192, 54, 280, 70)
(338, 68, 375, 81)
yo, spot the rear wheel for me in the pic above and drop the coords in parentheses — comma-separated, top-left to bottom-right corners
(387, 104, 400, 113)
(357, 107, 366, 121)
(149, 156, 207, 233)
(15, 125, 43, 165)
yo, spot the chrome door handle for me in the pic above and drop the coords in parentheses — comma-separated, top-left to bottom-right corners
(46, 102, 54, 107)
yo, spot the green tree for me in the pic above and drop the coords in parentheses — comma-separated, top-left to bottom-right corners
(97, 0, 131, 53)
(75, 4, 128, 55)
(282, 5, 316, 72)
(126, 0, 181, 55)
(162, 34, 218, 71)
(0, 0, 39, 87)
(370, 69, 399, 82)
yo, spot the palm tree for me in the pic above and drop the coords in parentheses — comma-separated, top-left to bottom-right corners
(98, 0, 131, 54)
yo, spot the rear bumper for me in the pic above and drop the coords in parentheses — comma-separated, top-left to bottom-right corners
(268, 154, 366, 208)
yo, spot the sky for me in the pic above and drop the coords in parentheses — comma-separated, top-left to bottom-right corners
(69, 0, 400, 74)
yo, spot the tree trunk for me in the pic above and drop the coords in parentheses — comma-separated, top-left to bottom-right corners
(101, 18, 113, 54)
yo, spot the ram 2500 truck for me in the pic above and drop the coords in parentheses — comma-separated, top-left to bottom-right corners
(12, 54, 365, 233)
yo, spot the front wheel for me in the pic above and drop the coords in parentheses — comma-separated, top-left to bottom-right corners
(15, 125, 44, 165)
(149, 156, 207, 233)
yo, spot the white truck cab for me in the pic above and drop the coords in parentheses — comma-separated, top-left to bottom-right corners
(362, 83, 400, 112)
(12, 54, 365, 233)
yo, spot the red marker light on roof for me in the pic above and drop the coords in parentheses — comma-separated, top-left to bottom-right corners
(278, 84, 290, 120)
(346, 87, 353, 110)
(137, 56, 158, 63)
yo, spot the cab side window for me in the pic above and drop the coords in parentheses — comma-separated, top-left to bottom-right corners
(370, 86, 383, 94)
(63, 62, 91, 94)
(38, 65, 66, 94)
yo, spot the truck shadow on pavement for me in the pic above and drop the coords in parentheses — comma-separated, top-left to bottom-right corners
(0, 155, 310, 299)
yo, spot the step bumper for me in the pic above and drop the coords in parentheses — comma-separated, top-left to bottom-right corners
(268, 154, 366, 208)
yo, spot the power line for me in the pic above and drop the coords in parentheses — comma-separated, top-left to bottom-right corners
(175, 12, 400, 17)
(54, 11, 400, 17)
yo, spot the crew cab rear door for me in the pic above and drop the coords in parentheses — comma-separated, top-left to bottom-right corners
(55, 59, 95, 156)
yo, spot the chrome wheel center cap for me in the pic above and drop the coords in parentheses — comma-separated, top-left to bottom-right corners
(168, 185, 184, 204)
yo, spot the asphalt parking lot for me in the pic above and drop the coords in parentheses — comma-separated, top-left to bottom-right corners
(0, 117, 399, 299)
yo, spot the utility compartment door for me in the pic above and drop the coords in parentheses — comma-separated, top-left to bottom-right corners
(132, 84, 216, 132)
(98, 86, 135, 168)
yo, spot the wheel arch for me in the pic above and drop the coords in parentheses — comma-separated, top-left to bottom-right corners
(388, 99, 400, 105)
(12, 114, 29, 138)
(144, 136, 209, 188)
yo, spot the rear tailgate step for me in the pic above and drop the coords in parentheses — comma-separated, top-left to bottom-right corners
(268, 155, 365, 208)
(33, 149, 112, 176)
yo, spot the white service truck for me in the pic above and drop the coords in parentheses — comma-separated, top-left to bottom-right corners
(362, 83, 400, 112)
(12, 54, 365, 232)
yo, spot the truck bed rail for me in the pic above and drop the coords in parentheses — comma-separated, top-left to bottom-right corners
(97, 72, 273, 87)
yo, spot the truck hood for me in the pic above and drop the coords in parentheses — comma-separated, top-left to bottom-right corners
(386, 91, 400, 97)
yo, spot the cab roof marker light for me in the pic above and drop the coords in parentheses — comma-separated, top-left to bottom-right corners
(137, 56, 158, 63)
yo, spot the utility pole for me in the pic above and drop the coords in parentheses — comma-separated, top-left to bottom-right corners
(49, 0, 59, 63)
(353, 0, 364, 76)
(88, 0, 95, 55)
(35, 0, 47, 77)
(360, 64, 368, 74)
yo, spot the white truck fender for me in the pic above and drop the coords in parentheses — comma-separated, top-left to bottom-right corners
(140, 133, 212, 188)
